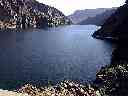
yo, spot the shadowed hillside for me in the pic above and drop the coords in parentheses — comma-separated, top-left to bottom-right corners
(91, 1, 128, 95)
(92, 1, 128, 41)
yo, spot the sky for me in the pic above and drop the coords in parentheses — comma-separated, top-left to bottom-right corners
(37, 0, 125, 15)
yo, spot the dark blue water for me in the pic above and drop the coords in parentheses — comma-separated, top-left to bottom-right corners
(0, 25, 113, 89)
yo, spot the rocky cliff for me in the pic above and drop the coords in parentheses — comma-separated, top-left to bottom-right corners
(0, 0, 71, 29)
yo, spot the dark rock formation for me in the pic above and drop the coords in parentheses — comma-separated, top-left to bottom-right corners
(0, 0, 71, 29)
(92, 1, 128, 41)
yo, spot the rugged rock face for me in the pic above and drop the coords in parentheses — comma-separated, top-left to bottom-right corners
(92, 1, 128, 41)
(0, 0, 71, 29)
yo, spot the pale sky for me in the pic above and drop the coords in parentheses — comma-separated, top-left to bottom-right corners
(37, 0, 125, 15)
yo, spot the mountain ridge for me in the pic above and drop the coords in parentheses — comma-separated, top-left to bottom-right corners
(78, 8, 116, 25)
(0, 0, 71, 29)
(68, 8, 116, 24)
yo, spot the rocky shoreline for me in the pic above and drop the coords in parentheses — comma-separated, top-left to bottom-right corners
(1, 61, 128, 96)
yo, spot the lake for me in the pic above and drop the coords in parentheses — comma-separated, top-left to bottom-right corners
(0, 25, 113, 89)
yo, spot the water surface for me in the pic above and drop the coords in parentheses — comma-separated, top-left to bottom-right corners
(0, 25, 113, 89)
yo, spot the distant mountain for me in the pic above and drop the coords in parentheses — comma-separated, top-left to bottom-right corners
(0, 0, 71, 29)
(68, 8, 117, 25)
(78, 8, 116, 25)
